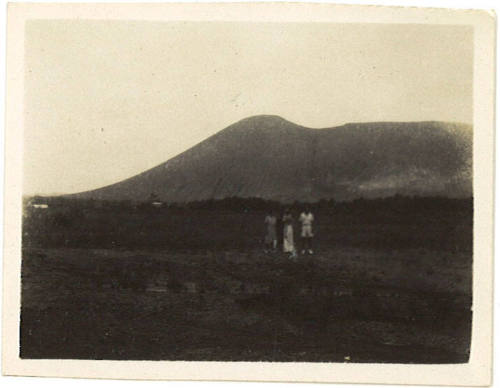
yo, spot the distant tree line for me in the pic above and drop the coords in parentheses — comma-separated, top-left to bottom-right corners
(25, 194, 472, 214)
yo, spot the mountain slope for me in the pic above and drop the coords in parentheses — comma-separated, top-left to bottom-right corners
(70, 115, 472, 202)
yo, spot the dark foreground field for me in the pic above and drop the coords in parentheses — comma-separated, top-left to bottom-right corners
(21, 197, 472, 363)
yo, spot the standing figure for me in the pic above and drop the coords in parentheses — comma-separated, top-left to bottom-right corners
(276, 209, 284, 251)
(264, 211, 278, 252)
(299, 207, 314, 254)
(282, 209, 297, 258)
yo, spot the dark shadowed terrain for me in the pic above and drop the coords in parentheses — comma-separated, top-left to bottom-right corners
(21, 196, 472, 362)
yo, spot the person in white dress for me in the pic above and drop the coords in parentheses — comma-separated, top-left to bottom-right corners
(264, 211, 277, 252)
(282, 209, 297, 258)
(299, 208, 314, 254)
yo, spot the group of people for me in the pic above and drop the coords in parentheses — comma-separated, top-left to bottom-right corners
(264, 208, 314, 258)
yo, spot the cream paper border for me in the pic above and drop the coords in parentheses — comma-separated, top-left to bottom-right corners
(2, 3, 495, 385)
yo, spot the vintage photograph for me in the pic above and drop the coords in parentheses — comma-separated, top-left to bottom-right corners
(3, 2, 495, 385)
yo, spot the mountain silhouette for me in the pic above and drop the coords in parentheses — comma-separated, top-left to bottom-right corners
(70, 115, 472, 202)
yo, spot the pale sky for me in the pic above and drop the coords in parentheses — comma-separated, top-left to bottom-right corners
(24, 21, 473, 195)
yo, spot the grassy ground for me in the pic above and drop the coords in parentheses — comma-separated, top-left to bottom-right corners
(20, 199, 472, 362)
